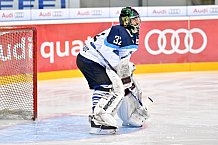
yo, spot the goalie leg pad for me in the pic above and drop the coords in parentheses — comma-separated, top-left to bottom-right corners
(90, 69, 125, 133)
(93, 92, 121, 127)
(94, 68, 124, 116)
(90, 95, 119, 135)
(117, 91, 149, 127)
(92, 89, 112, 113)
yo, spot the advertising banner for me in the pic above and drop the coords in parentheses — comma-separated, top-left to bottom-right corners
(147, 6, 186, 17)
(132, 19, 217, 64)
(36, 22, 112, 72)
(0, 0, 66, 10)
(34, 18, 218, 72)
(0, 9, 31, 21)
(188, 5, 218, 16)
(1, 6, 218, 22)
(1, 18, 217, 73)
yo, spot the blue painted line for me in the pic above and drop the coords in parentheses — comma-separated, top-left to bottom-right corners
(0, 115, 143, 144)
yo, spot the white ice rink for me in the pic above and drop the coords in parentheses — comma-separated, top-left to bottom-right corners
(0, 71, 218, 145)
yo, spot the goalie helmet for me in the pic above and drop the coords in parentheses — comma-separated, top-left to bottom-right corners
(119, 7, 141, 34)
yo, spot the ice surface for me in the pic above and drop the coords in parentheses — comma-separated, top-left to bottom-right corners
(0, 71, 218, 145)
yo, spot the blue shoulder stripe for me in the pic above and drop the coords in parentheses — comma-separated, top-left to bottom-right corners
(104, 39, 138, 50)
(121, 45, 138, 49)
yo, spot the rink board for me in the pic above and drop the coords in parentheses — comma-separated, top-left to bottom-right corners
(37, 62, 218, 80)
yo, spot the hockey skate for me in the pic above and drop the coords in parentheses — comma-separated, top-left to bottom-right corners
(89, 115, 118, 135)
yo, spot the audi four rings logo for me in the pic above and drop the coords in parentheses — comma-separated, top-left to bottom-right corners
(144, 28, 207, 55)
(168, 9, 181, 15)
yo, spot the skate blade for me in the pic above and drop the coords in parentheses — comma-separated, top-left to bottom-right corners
(89, 127, 117, 135)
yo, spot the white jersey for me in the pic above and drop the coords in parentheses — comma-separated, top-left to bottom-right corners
(79, 25, 139, 69)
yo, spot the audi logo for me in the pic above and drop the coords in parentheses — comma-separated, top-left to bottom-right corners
(52, 11, 63, 17)
(168, 9, 181, 15)
(91, 10, 102, 16)
(144, 28, 207, 55)
(209, 7, 218, 13)
(15, 12, 24, 18)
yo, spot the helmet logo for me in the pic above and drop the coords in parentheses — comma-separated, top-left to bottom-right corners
(122, 16, 129, 26)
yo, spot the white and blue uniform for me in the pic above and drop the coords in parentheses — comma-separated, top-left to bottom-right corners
(80, 25, 139, 69)
(76, 7, 148, 134)
(76, 25, 139, 112)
